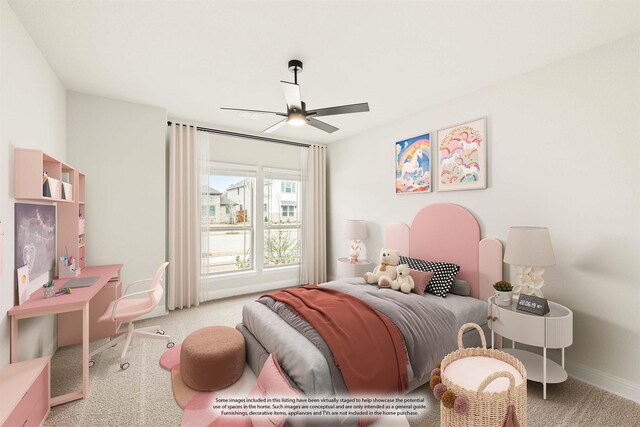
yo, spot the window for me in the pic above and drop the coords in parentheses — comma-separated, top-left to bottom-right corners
(281, 181, 297, 193)
(264, 173, 301, 267)
(201, 168, 254, 275)
(200, 194, 217, 218)
(281, 205, 296, 217)
(198, 132, 305, 301)
(200, 162, 301, 279)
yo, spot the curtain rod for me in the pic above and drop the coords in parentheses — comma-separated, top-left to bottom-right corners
(167, 121, 311, 148)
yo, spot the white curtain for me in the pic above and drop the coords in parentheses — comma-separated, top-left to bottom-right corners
(168, 123, 203, 309)
(300, 144, 327, 284)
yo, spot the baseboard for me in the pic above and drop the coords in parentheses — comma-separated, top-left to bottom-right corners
(201, 279, 297, 301)
(565, 359, 640, 403)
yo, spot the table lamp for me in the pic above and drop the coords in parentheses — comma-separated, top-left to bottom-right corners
(503, 226, 555, 297)
(345, 220, 367, 264)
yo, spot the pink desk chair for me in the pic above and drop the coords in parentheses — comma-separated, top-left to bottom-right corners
(89, 262, 174, 370)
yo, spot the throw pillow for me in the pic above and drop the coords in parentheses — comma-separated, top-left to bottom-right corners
(450, 279, 471, 296)
(408, 270, 434, 296)
(399, 256, 460, 297)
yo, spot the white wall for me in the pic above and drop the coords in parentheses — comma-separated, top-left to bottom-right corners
(327, 34, 640, 401)
(0, 0, 66, 369)
(66, 92, 168, 316)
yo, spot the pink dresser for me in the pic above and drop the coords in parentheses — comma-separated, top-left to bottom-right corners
(0, 357, 50, 427)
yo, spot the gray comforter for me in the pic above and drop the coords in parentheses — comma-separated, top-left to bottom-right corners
(249, 278, 458, 396)
(320, 278, 458, 382)
(260, 296, 349, 395)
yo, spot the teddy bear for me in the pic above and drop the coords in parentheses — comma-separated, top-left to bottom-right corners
(363, 249, 400, 287)
(391, 264, 415, 294)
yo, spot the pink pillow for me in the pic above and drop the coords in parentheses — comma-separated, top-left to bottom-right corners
(247, 354, 302, 427)
(409, 270, 434, 296)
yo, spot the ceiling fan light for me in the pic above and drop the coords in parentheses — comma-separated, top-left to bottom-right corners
(287, 112, 306, 127)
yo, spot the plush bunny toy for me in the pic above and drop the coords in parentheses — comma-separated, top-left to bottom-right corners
(391, 264, 415, 294)
(363, 249, 400, 287)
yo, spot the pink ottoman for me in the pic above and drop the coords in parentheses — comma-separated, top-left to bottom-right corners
(180, 326, 245, 391)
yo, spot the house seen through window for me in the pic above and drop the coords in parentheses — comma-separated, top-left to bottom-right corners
(201, 173, 253, 275)
(281, 181, 296, 193)
(201, 165, 301, 275)
(265, 175, 300, 267)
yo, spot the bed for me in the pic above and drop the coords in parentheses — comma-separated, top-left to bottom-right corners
(237, 203, 502, 399)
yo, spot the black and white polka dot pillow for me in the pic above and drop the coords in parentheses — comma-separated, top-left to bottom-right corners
(399, 256, 460, 298)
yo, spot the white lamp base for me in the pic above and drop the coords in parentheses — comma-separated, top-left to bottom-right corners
(512, 265, 546, 297)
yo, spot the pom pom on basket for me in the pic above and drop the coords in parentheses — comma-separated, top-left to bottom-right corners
(433, 383, 447, 400)
(453, 396, 469, 416)
(431, 368, 441, 378)
(441, 390, 456, 409)
(429, 375, 441, 389)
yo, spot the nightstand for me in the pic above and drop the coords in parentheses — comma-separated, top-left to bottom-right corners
(336, 258, 373, 280)
(488, 296, 573, 399)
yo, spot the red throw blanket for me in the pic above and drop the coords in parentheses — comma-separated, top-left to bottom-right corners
(266, 285, 409, 395)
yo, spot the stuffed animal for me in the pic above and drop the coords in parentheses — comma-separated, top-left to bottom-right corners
(391, 264, 415, 294)
(363, 249, 400, 287)
(349, 240, 362, 263)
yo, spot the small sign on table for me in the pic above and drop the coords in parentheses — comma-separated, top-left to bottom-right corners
(516, 294, 550, 316)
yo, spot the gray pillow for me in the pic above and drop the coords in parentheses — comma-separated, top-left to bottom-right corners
(449, 279, 471, 296)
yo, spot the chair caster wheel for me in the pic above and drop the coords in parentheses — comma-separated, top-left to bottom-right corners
(166, 341, 175, 349)
(156, 330, 165, 335)
(89, 359, 95, 368)
(120, 362, 130, 370)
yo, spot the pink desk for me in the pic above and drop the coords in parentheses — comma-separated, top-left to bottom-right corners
(8, 264, 122, 406)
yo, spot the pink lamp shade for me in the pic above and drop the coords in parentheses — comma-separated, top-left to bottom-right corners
(503, 227, 555, 267)
(345, 220, 367, 240)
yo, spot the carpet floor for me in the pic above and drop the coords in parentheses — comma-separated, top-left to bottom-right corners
(46, 292, 640, 427)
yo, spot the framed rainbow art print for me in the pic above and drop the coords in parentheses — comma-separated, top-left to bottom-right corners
(395, 132, 431, 194)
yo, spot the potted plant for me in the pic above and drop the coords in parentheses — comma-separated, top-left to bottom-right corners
(493, 281, 513, 307)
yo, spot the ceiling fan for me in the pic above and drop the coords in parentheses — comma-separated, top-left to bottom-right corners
(221, 60, 370, 134)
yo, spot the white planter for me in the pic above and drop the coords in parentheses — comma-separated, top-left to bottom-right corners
(495, 290, 513, 307)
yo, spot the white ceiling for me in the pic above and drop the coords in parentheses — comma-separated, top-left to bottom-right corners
(9, 0, 640, 143)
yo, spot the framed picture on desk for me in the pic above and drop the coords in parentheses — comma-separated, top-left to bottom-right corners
(16, 265, 30, 305)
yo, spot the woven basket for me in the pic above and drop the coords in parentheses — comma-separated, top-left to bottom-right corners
(440, 323, 527, 427)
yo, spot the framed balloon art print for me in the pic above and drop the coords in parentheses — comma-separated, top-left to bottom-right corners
(437, 117, 487, 191)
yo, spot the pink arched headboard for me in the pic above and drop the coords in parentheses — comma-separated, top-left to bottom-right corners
(385, 203, 502, 300)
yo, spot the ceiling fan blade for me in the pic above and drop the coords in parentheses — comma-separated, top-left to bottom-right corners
(280, 81, 302, 111)
(307, 117, 339, 134)
(262, 118, 288, 134)
(221, 107, 286, 116)
(307, 102, 370, 117)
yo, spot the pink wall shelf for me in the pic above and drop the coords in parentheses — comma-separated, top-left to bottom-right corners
(14, 148, 87, 279)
